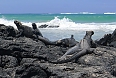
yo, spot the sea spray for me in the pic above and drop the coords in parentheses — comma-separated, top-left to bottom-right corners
(0, 16, 116, 32)
(0, 13, 116, 40)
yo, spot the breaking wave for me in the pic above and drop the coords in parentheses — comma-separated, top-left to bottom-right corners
(0, 16, 116, 32)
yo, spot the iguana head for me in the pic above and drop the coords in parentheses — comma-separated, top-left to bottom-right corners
(86, 31, 94, 36)
(32, 23, 37, 29)
(14, 20, 22, 27)
(71, 35, 74, 38)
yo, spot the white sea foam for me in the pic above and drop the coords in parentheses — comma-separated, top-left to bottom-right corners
(104, 12, 116, 14)
(60, 12, 116, 15)
(79, 12, 96, 14)
(0, 18, 33, 29)
(0, 18, 16, 28)
(0, 17, 116, 32)
(60, 12, 96, 14)
(60, 13, 79, 14)
(36, 17, 116, 32)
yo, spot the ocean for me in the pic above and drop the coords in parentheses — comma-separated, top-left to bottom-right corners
(0, 13, 116, 41)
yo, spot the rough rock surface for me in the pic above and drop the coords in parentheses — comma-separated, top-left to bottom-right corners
(0, 25, 116, 78)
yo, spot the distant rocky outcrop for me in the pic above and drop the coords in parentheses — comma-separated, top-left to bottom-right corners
(39, 24, 59, 28)
(95, 29, 116, 48)
(0, 24, 116, 78)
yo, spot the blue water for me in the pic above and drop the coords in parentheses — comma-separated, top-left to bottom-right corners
(0, 13, 116, 41)
(0, 13, 116, 23)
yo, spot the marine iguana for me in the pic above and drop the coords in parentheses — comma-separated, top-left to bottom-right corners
(36, 33, 78, 46)
(50, 31, 96, 64)
(32, 23, 43, 37)
(37, 36, 57, 45)
(31, 23, 77, 46)
(31, 22, 78, 46)
(56, 35, 78, 47)
(14, 20, 37, 39)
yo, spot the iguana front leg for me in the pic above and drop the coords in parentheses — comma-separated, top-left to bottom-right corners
(16, 29, 23, 37)
(58, 43, 81, 61)
(50, 48, 94, 64)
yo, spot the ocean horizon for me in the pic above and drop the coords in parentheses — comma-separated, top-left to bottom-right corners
(0, 13, 116, 41)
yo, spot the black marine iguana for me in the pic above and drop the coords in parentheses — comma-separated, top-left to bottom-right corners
(56, 35, 78, 47)
(14, 20, 37, 39)
(32, 23, 43, 37)
(37, 34, 78, 46)
(31, 23, 57, 45)
(50, 31, 96, 64)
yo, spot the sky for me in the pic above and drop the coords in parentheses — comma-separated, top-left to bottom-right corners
(0, 0, 116, 14)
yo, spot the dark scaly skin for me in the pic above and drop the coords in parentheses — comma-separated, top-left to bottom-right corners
(50, 31, 96, 64)
(37, 34, 78, 46)
(31, 23, 58, 45)
(56, 35, 78, 47)
(37, 36, 57, 45)
(31, 23, 78, 46)
(32, 23, 43, 37)
(14, 20, 37, 39)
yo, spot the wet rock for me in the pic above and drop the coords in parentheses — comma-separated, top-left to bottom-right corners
(39, 24, 48, 28)
(0, 55, 18, 68)
(39, 24, 59, 28)
(0, 25, 18, 37)
(95, 34, 111, 46)
(111, 64, 116, 77)
(15, 63, 47, 78)
(78, 47, 116, 66)
(96, 29, 116, 48)
(0, 24, 5, 26)
(48, 25, 59, 28)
